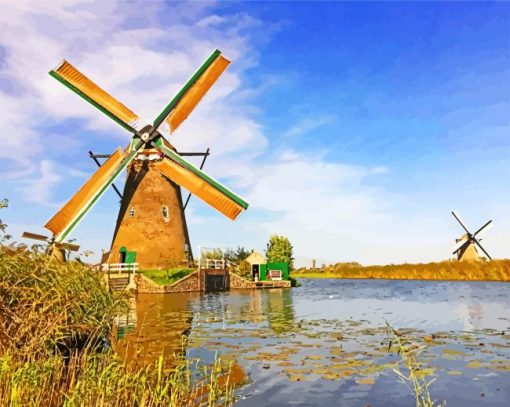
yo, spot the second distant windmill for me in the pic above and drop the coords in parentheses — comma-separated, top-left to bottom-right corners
(451, 210, 493, 261)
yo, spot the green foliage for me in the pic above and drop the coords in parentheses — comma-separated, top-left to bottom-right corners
(236, 260, 252, 279)
(0, 199, 10, 244)
(201, 247, 253, 279)
(202, 248, 224, 260)
(265, 234, 294, 271)
(232, 246, 251, 263)
(208, 246, 251, 263)
(140, 268, 193, 285)
(289, 276, 301, 287)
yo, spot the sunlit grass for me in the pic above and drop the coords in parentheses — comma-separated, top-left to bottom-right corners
(295, 259, 510, 281)
(0, 250, 233, 406)
(140, 268, 194, 285)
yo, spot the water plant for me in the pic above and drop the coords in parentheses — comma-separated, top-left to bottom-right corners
(386, 323, 446, 407)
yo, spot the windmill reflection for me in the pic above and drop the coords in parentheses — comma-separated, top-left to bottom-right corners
(114, 293, 197, 368)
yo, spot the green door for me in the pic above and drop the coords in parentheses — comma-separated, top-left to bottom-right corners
(119, 247, 136, 264)
(125, 251, 136, 264)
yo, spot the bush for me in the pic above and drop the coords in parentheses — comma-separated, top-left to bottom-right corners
(0, 250, 236, 405)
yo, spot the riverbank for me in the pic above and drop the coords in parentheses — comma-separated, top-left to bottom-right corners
(0, 250, 234, 405)
(294, 259, 510, 281)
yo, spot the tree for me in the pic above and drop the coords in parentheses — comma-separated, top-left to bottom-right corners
(223, 246, 251, 265)
(0, 199, 12, 246)
(265, 234, 294, 271)
(237, 260, 252, 279)
(0, 198, 8, 233)
(202, 248, 224, 260)
(234, 246, 251, 263)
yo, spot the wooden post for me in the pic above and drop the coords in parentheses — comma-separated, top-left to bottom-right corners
(107, 264, 111, 290)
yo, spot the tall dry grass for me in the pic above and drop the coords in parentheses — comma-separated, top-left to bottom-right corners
(295, 259, 510, 281)
(0, 250, 234, 406)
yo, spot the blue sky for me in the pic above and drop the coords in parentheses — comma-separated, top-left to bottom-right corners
(0, 1, 509, 266)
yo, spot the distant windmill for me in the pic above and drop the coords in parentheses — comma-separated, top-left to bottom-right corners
(21, 231, 80, 261)
(451, 211, 493, 261)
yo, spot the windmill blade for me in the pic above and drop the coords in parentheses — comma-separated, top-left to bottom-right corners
(88, 150, 123, 199)
(45, 145, 141, 242)
(55, 242, 80, 252)
(50, 60, 148, 133)
(451, 237, 468, 254)
(473, 220, 493, 238)
(22, 231, 50, 242)
(183, 148, 210, 211)
(473, 238, 492, 260)
(155, 145, 248, 220)
(153, 49, 230, 133)
(452, 210, 471, 234)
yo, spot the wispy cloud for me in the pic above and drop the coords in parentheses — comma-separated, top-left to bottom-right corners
(16, 160, 62, 206)
(282, 115, 335, 138)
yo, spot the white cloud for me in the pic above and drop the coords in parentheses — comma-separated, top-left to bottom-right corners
(16, 160, 62, 206)
(282, 115, 335, 138)
(0, 0, 448, 265)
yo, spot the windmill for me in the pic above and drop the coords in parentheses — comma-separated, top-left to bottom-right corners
(451, 211, 493, 261)
(42, 49, 249, 269)
(21, 231, 80, 261)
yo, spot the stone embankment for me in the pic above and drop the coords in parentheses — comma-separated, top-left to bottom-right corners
(135, 270, 290, 293)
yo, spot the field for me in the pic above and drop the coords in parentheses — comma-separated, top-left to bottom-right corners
(294, 260, 510, 281)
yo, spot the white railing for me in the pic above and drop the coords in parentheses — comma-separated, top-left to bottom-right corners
(102, 263, 139, 273)
(199, 259, 225, 270)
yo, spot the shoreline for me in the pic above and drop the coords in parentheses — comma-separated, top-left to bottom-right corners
(294, 273, 510, 282)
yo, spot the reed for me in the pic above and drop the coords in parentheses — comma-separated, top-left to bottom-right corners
(386, 323, 445, 407)
(0, 250, 234, 406)
(295, 259, 510, 281)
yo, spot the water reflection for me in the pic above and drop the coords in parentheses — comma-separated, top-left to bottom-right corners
(115, 293, 198, 367)
(114, 281, 510, 406)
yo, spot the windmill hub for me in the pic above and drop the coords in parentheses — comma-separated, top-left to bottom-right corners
(135, 124, 162, 145)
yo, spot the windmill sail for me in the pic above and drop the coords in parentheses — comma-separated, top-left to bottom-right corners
(153, 49, 230, 133)
(21, 231, 50, 242)
(45, 148, 133, 241)
(156, 145, 248, 220)
(50, 61, 147, 133)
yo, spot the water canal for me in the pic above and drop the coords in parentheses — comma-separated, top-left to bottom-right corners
(115, 279, 510, 406)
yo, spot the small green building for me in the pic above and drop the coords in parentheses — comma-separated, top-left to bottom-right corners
(259, 262, 289, 281)
(245, 251, 289, 282)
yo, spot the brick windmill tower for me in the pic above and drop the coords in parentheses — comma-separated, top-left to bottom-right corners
(41, 50, 248, 269)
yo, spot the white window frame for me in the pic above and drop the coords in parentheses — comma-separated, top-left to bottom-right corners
(268, 269, 282, 281)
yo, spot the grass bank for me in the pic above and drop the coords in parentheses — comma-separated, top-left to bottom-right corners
(140, 268, 194, 285)
(294, 259, 510, 281)
(0, 250, 233, 405)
